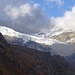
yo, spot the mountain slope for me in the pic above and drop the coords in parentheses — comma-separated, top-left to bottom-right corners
(65, 53, 75, 68)
(0, 33, 75, 75)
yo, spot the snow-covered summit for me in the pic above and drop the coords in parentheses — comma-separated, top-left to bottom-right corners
(0, 25, 62, 45)
(36, 25, 74, 39)
(0, 26, 19, 36)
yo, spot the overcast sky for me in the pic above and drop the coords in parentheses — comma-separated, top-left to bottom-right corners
(0, 0, 75, 34)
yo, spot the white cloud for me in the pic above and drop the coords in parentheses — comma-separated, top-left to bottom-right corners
(4, 3, 49, 34)
(4, 3, 42, 20)
(51, 6, 75, 31)
(0, 0, 32, 21)
(19, 4, 31, 16)
(47, 0, 64, 5)
(4, 5, 19, 19)
(4, 3, 34, 20)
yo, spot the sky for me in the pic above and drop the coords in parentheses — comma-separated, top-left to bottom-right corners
(0, 0, 75, 34)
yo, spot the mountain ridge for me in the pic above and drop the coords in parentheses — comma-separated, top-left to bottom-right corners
(1, 25, 75, 56)
(0, 25, 61, 45)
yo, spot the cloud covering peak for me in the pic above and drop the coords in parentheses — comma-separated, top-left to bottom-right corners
(51, 5, 75, 31)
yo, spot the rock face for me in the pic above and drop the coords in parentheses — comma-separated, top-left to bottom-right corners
(51, 32, 75, 43)
(25, 40, 52, 52)
(0, 33, 7, 43)
(0, 33, 75, 75)
(4, 35, 24, 45)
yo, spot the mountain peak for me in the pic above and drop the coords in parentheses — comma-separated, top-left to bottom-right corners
(0, 25, 61, 45)
(0, 26, 19, 37)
